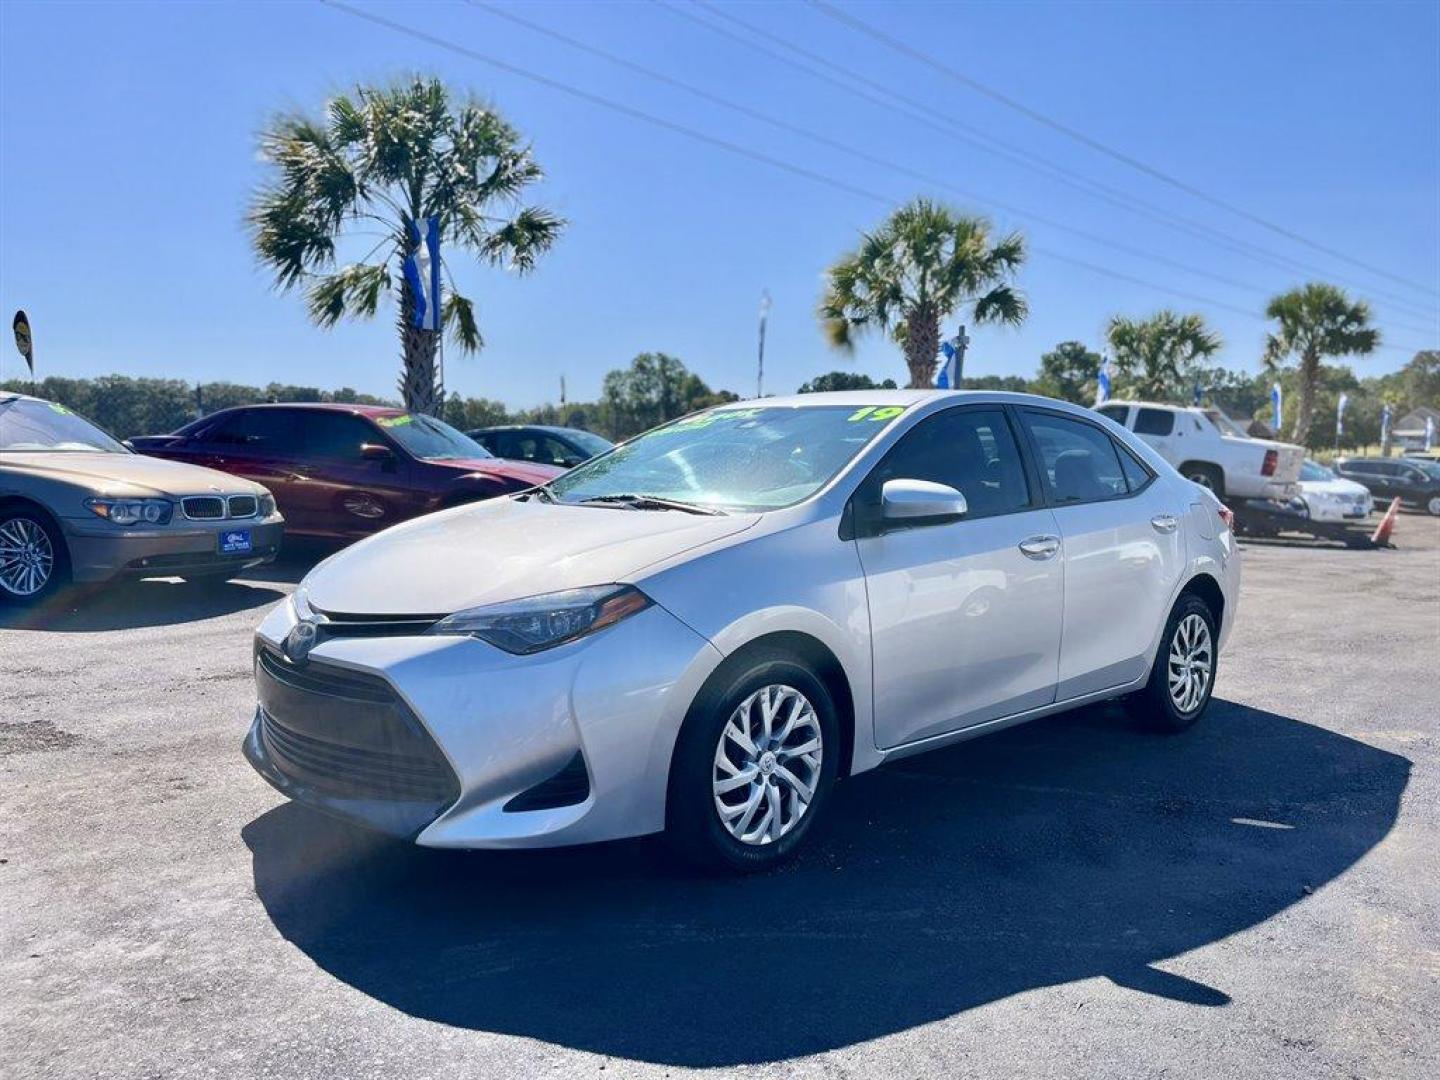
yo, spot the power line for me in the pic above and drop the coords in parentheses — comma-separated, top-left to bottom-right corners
(808, 0, 1439, 302)
(469, 0, 1437, 339)
(668, 0, 1438, 326)
(318, 0, 1428, 358)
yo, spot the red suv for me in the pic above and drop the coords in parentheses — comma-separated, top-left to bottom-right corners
(130, 404, 561, 541)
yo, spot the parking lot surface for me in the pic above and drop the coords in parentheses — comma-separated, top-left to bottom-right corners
(4, 521, 1438, 1079)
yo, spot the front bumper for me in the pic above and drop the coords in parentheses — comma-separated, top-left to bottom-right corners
(62, 515, 284, 582)
(246, 595, 721, 849)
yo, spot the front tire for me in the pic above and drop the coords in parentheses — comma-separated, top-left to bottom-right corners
(1129, 594, 1218, 733)
(1427, 495, 1440, 517)
(0, 506, 69, 606)
(666, 653, 840, 874)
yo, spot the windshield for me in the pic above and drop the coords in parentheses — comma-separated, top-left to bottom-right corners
(375, 413, 491, 460)
(0, 398, 129, 453)
(567, 429, 614, 457)
(1202, 409, 1250, 438)
(547, 404, 904, 511)
(1406, 458, 1440, 479)
(1300, 459, 1334, 482)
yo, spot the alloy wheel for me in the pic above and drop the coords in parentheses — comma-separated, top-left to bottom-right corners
(1167, 613, 1213, 714)
(0, 517, 55, 598)
(712, 683, 823, 846)
(1428, 495, 1440, 517)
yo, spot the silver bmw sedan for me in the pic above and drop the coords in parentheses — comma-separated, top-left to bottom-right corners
(246, 391, 1239, 872)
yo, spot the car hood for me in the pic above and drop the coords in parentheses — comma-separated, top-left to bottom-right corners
(428, 456, 563, 486)
(1, 451, 266, 498)
(1299, 477, 1370, 498)
(302, 496, 760, 615)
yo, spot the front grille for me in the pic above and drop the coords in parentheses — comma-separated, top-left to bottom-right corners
(255, 645, 458, 806)
(181, 496, 226, 520)
(312, 607, 442, 638)
(227, 494, 258, 518)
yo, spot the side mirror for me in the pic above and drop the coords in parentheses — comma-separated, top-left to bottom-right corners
(880, 478, 967, 528)
(361, 443, 397, 467)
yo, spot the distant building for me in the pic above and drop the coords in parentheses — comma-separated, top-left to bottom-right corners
(1394, 405, 1440, 451)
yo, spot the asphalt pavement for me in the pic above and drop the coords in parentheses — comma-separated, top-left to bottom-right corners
(3, 519, 1437, 1079)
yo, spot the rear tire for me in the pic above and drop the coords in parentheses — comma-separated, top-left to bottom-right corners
(1427, 495, 1440, 517)
(1128, 594, 1218, 733)
(1181, 464, 1225, 500)
(665, 652, 840, 874)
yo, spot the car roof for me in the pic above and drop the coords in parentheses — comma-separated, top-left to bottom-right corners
(728, 389, 1098, 412)
(472, 424, 595, 436)
(212, 402, 403, 418)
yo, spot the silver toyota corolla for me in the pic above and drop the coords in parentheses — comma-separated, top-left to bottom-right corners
(247, 391, 1239, 872)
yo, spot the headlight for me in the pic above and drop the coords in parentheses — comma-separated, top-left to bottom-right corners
(84, 497, 172, 526)
(258, 493, 277, 518)
(427, 584, 651, 654)
(290, 581, 313, 621)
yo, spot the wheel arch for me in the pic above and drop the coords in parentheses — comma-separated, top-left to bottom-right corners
(1177, 571, 1225, 631)
(1176, 460, 1224, 490)
(678, 630, 859, 781)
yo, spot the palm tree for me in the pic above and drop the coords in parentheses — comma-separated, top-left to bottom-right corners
(249, 78, 564, 414)
(820, 199, 1026, 388)
(1105, 311, 1222, 400)
(1262, 284, 1378, 444)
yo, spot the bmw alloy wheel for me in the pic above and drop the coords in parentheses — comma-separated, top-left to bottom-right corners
(712, 684, 823, 845)
(1167, 613, 1213, 714)
(0, 517, 55, 598)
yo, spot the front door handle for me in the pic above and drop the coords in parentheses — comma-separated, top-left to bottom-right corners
(1151, 514, 1179, 533)
(1018, 534, 1061, 560)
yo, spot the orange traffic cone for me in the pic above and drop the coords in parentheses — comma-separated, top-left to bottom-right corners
(1370, 496, 1401, 547)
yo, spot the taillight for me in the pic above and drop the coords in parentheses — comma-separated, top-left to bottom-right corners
(1218, 505, 1235, 530)
(1261, 449, 1278, 476)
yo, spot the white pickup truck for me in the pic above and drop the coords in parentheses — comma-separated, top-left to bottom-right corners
(1095, 401, 1304, 501)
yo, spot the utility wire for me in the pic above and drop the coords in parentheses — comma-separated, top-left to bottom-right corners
(808, 0, 1439, 302)
(466, 1, 1286, 309)
(670, 0, 1438, 326)
(319, 0, 1427, 356)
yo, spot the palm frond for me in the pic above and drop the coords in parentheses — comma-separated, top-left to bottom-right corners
(443, 291, 483, 353)
(305, 263, 390, 326)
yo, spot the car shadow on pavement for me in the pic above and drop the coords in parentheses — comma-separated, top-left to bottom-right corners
(243, 699, 1408, 1068)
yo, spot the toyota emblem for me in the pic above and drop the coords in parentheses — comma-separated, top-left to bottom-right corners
(283, 619, 321, 664)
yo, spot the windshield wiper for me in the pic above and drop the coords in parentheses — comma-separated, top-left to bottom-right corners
(576, 493, 725, 516)
(519, 483, 556, 503)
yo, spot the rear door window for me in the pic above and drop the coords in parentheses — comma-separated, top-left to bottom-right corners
(1020, 411, 1130, 504)
(208, 410, 304, 454)
(1096, 405, 1130, 425)
(1133, 408, 1175, 436)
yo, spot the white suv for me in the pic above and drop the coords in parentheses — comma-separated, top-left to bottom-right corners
(1096, 401, 1303, 502)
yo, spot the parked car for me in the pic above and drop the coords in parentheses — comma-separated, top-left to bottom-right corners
(1291, 459, 1373, 522)
(467, 424, 614, 468)
(246, 390, 1238, 872)
(0, 393, 282, 604)
(131, 404, 561, 541)
(1095, 401, 1303, 501)
(1333, 456, 1440, 516)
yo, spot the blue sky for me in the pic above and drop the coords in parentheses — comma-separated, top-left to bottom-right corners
(1, 0, 1436, 409)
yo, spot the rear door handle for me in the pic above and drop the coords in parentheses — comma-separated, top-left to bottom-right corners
(1151, 514, 1179, 533)
(1018, 534, 1061, 560)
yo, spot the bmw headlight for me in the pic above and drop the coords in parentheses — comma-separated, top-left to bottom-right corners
(85, 497, 172, 526)
(426, 584, 651, 654)
(258, 492, 277, 518)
